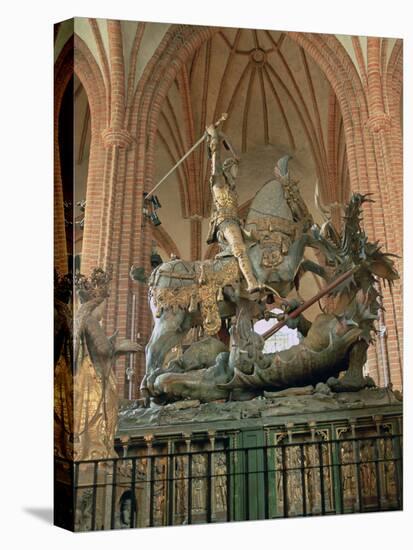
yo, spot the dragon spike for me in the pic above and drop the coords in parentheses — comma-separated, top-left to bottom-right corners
(352, 192, 375, 204)
(361, 192, 375, 203)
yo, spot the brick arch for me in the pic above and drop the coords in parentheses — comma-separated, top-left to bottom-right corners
(55, 35, 107, 142)
(73, 35, 107, 134)
(54, 34, 108, 275)
(54, 38, 74, 274)
(288, 34, 399, 244)
(386, 41, 403, 225)
(288, 34, 393, 263)
(132, 28, 373, 249)
(73, 35, 109, 273)
(54, 39, 74, 129)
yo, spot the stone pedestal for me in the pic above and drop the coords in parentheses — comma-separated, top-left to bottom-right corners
(111, 388, 402, 525)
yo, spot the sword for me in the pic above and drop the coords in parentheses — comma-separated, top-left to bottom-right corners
(145, 112, 228, 199)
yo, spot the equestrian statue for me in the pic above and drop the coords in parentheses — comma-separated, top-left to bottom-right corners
(130, 114, 398, 404)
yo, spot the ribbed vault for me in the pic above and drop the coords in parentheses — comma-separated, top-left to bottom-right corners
(154, 28, 350, 261)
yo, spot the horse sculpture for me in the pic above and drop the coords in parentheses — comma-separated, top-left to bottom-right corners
(131, 157, 331, 399)
(150, 193, 398, 403)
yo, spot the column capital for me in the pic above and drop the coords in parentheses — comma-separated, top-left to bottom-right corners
(102, 127, 134, 149)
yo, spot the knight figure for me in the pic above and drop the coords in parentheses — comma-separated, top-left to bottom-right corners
(205, 123, 262, 293)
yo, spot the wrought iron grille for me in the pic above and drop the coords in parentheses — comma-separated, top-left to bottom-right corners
(54, 433, 402, 531)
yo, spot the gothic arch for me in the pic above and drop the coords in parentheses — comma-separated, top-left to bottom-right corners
(55, 34, 107, 139)
(54, 38, 74, 274)
(55, 35, 109, 274)
(129, 28, 369, 249)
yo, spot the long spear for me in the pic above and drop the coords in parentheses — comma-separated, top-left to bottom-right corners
(145, 112, 228, 199)
(262, 267, 357, 340)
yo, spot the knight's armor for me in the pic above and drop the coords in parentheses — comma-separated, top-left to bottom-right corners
(207, 179, 239, 241)
(206, 124, 261, 293)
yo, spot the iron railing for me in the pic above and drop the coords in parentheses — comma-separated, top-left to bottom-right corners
(54, 433, 402, 531)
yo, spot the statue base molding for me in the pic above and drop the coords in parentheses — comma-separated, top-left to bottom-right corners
(118, 387, 402, 435)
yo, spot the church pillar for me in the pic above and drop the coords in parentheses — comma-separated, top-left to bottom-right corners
(363, 38, 403, 388)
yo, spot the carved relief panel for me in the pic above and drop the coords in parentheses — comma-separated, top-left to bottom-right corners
(215, 452, 228, 513)
(271, 428, 334, 517)
(153, 457, 167, 526)
(337, 421, 401, 512)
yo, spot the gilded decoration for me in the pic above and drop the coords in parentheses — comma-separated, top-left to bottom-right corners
(54, 354, 74, 459)
(215, 452, 228, 512)
(271, 430, 333, 516)
(248, 216, 296, 269)
(192, 454, 207, 512)
(209, 185, 239, 228)
(360, 440, 377, 499)
(137, 119, 399, 403)
(73, 268, 141, 460)
(337, 424, 400, 510)
(205, 120, 262, 292)
(381, 438, 398, 503)
(286, 445, 303, 515)
(153, 459, 167, 525)
(175, 455, 188, 520)
(341, 441, 357, 505)
(73, 355, 119, 461)
(151, 258, 239, 336)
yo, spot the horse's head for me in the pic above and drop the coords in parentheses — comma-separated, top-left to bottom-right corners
(244, 156, 314, 294)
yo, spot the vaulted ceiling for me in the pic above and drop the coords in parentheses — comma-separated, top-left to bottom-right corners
(154, 27, 349, 260)
(56, 20, 401, 265)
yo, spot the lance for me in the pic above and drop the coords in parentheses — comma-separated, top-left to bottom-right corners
(145, 112, 228, 199)
(262, 266, 358, 340)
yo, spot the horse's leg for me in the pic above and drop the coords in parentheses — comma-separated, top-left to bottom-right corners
(142, 307, 192, 396)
